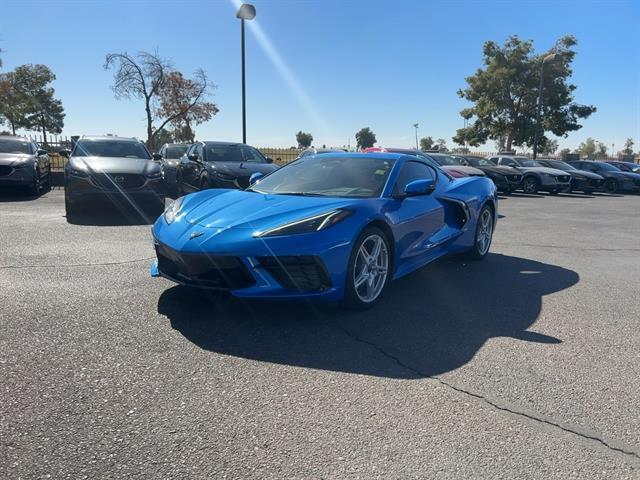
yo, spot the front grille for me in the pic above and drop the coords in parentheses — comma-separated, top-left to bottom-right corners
(0, 165, 13, 176)
(91, 173, 146, 190)
(155, 242, 255, 289)
(556, 175, 570, 183)
(258, 256, 332, 291)
(507, 174, 522, 183)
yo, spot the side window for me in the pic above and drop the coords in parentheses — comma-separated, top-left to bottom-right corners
(393, 161, 435, 195)
(159, 145, 166, 157)
(195, 144, 204, 160)
(242, 146, 265, 163)
(501, 158, 516, 167)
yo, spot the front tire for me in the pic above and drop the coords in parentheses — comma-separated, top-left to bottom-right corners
(522, 176, 539, 194)
(28, 171, 41, 196)
(604, 178, 619, 194)
(467, 205, 494, 260)
(344, 227, 391, 310)
(65, 194, 79, 221)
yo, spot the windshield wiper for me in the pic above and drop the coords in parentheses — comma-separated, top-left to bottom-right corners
(276, 192, 327, 197)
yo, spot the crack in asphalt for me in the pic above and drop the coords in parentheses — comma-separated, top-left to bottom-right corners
(493, 243, 640, 252)
(332, 323, 640, 463)
(0, 257, 155, 270)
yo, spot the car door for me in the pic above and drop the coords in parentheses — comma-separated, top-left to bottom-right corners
(387, 160, 447, 274)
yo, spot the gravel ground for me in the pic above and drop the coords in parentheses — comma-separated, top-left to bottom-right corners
(1, 188, 639, 479)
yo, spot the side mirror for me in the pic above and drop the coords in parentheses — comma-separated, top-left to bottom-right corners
(404, 178, 435, 197)
(265, 157, 274, 164)
(152, 153, 163, 161)
(249, 172, 264, 185)
(59, 149, 71, 158)
(188, 153, 200, 161)
(37, 149, 48, 156)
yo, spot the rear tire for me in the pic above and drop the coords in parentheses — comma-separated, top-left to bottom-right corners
(522, 176, 539, 194)
(467, 205, 494, 260)
(344, 227, 392, 310)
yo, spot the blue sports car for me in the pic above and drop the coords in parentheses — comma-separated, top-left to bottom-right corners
(151, 153, 497, 308)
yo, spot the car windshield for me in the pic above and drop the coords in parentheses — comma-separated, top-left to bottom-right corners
(519, 159, 542, 167)
(72, 140, 151, 159)
(431, 154, 462, 166)
(250, 156, 394, 198)
(595, 162, 620, 171)
(205, 144, 243, 162)
(0, 139, 33, 154)
(164, 145, 189, 159)
(544, 160, 575, 170)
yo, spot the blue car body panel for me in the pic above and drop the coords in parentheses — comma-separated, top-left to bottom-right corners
(151, 153, 497, 301)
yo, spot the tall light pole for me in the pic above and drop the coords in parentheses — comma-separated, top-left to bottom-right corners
(533, 53, 560, 159)
(236, 3, 256, 144)
(413, 123, 419, 150)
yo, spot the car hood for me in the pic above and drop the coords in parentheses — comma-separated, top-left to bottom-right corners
(69, 156, 152, 174)
(478, 165, 521, 176)
(516, 166, 568, 176)
(206, 161, 277, 177)
(180, 189, 357, 231)
(568, 169, 603, 180)
(441, 165, 484, 176)
(0, 153, 34, 166)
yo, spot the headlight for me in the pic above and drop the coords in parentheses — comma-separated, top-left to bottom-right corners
(164, 196, 185, 224)
(67, 159, 89, 177)
(145, 165, 163, 179)
(255, 209, 353, 237)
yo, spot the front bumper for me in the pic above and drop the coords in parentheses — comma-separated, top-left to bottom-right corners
(65, 173, 165, 205)
(572, 177, 604, 191)
(539, 175, 571, 191)
(489, 174, 522, 191)
(150, 223, 353, 301)
(0, 166, 36, 187)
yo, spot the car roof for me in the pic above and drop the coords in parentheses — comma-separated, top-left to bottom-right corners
(79, 135, 141, 142)
(0, 135, 31, 142)
(311, 152, 405, 160)
(199, 141, 243, 147)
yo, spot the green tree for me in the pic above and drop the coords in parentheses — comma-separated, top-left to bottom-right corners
(0, 64, 64, 140)
(577, 138, 607, 159)
(355, 127, 376, 149)
(453, 35, 596, 151)
(558, 147, 571, 159)
(540, 138, 559, 155)
(620, 138, 634, 156)
(419, 136, 434, 150)
(295, 131, 313, 148)
(436, 138, 448, 152)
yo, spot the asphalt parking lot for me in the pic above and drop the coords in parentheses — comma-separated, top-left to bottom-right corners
(1, 189, 639, 479)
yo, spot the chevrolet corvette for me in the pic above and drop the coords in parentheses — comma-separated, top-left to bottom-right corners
(151, 153, 497, 308)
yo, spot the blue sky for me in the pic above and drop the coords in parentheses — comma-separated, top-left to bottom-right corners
(1, 0, 639, 152)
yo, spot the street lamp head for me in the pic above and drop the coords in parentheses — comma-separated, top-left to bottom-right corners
(413, 123, 419, 128)
(236, 3, 256, 20)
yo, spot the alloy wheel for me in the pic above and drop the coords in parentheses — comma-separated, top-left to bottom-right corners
(353, 234, 389, 303)
(476, 209, 493, 255)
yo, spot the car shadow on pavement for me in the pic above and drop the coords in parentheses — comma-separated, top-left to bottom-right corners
(66, 204, 163, 226)
(157, 253, 579, 378)
(0, 187, 50, 202)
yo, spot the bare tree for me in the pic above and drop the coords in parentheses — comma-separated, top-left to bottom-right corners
(157, 70, 218, 143)
(104, 51, 170, 148)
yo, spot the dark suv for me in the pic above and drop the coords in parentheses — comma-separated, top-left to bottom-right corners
(61, 136, 166, 218)
(0, 135, 51, 195)
(177, 141, 278, 193)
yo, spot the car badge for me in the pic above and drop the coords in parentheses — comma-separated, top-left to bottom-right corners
(114, 175, 125, 184)
(189, 231, 204, 239)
